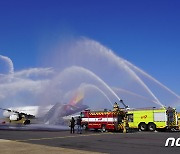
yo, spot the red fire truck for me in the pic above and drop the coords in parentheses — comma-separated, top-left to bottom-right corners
(81, 103, 128, 132)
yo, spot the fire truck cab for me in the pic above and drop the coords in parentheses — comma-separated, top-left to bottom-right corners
(81, 102, 128, 132)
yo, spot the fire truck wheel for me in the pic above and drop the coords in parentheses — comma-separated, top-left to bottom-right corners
(82, 124, 88, 130)
(139, 123, 147, 131)
(148, 123, 156, 131)
(101, 125, 106, 132)
(85, 125, 89, 130)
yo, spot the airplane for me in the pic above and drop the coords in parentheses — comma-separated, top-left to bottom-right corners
(0, 92, 89, 125)
(0, 105, 51, 125)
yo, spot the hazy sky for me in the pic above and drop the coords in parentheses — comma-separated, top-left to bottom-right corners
(0, 0, 180, 94)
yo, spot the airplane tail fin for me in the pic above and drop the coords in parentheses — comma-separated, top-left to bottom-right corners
(68, 92, 84, 106)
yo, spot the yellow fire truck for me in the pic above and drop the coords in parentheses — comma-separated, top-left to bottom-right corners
(126, 107, 178, 131)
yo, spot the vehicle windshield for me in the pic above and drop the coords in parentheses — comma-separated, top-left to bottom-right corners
(167, 112, 174, 122)
(80, 112, 85, 118)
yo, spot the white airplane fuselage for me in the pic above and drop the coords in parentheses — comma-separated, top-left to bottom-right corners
(3, 105, 53, 118)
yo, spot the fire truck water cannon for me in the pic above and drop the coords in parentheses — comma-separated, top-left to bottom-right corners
(119, 99, 129, 109)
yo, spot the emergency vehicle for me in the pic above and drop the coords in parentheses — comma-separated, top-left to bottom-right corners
(126, 107, 179, 131)
(81, 102, 128, 132)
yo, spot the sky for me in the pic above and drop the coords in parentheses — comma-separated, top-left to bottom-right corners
(0, 0, 180, 95)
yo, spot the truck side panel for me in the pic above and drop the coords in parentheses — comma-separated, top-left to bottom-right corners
(127, 109, 167, 129)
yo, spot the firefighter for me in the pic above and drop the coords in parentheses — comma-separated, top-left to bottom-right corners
(113, 102, 119, 111)
(123, 116, 128, 133)
(76, 116, 82, 134)
(70, 117, 75, 134)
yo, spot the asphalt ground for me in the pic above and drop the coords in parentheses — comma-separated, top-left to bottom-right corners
(0, 129, 180, 154)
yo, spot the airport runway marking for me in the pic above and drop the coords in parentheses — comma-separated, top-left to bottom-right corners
(16, 132, 114, 142)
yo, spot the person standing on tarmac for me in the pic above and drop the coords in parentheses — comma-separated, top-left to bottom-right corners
(70, 117, 75, 134)
(76, 116, 82, 134)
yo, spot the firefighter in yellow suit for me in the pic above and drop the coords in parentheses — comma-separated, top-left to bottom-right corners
(113, 102, 119, 111)
(123, 117, 129, 133)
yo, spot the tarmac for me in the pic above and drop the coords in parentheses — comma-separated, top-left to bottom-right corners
(0, 139, 96, 154)
(0, 128, 180, 154)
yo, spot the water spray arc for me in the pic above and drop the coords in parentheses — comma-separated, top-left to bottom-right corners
(114, 87, 160, 105)
(61, 66, 121, 102)
(83, 40, 163, 106)
(124, 59, 180, 99)
(0, 55, 14, 75)
(121, 61, 163, 107)
(78, 83, 113, 106)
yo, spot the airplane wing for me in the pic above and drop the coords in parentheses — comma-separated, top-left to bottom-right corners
(0, 107, 35, 119)
(0, 107, 13, 112)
